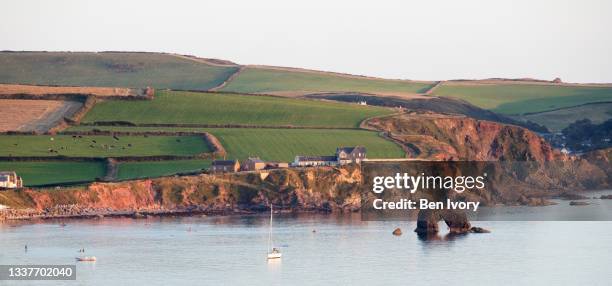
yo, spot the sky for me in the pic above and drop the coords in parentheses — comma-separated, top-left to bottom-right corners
(1, 0, 611, 83)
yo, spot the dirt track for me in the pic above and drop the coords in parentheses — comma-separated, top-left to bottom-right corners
(0, 99, 82, 132)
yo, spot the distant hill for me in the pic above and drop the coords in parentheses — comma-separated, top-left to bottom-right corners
(432, 81, 612, 115)
(219, 66, 435, 97)
(2, 51, 611, 132)
(0, 51, 239, 90)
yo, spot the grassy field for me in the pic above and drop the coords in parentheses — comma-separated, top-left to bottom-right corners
(515, 102, 612, 132)
(66, 126, 405, 161)
(433, 83, 612, 115)
(220, 67, 434, 95)
(0, 161, 106, 186)
(0, 52, 238, 90)
(0, 135, 210, 157)
(117, 160, 211, 180)
(82, 90, 393, 128)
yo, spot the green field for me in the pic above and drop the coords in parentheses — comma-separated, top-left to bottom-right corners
(0, 52, 238, 90)
(66, 126, 405, 162)
(221, 67, 434, 95)
(82, 90, 393, 128)
(117, 160, 211, 180)
(0, 161, 106, 186)
(433, 83, 612, 115)
(516, 102, 612, 132)
(0, 135, 210, 157)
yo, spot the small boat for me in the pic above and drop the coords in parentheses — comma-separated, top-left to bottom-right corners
(267, 248, 282, 259)
(76, 256, 97, 262)
(266, 204, 282, 260)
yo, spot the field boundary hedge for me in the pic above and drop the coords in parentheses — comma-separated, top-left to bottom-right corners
(77, 122, 362, 130)
(0, 155, 214, 162)
(519, 101, 612, 116)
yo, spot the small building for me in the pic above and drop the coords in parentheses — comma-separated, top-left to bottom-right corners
(293, 155, 338, 167)
(336, 146, 367, 164)
(210, 160, 240, 173)
(0, 171, 23, 189)
(242, 157, 266, 171)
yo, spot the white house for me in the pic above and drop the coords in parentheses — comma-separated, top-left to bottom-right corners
(0, 171, 23, 189)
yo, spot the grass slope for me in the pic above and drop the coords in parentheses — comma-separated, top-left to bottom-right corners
(433, 83, 612, 115)
(0, 135, 210, 157)
(82, 90, 393, 128)
(117, 160, 211, 180)
(66, 126, 405, 161)
(221, 67, 433, 95)
(516, 103, 612, 132)
(0, 161, 106, 186)
(0, 52, 238, 90)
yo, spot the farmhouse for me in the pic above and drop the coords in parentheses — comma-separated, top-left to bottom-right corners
(336, 146, 367, 164)
(210, 160, 240, 173)
(292, 146, 367, 167)
(242, 157, 266, 171)
(0, 171, 23, 189)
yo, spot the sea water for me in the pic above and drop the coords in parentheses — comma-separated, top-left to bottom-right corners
(1, 194, 612, 286)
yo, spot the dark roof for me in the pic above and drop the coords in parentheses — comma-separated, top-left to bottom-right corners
(212, 160, 238, 166)
(295, 155, 337, 162)
(336, 146, 366, 154)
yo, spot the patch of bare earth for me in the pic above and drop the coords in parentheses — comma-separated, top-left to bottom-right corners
(0, 99, 83, 133)
(0, 84, 139, 97)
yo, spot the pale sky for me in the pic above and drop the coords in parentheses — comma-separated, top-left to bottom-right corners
(1, 0, 611, 82)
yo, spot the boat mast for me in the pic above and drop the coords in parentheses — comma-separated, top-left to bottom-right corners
(268, 204, 273, 252)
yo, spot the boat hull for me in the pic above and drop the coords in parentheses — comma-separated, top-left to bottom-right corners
(267, 253, 282, 259)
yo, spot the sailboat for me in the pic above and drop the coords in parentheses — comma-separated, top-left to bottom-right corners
(267, 204, 282, 259)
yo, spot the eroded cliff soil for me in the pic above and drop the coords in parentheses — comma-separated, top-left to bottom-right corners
(0, 166, 364, 219)
(366, 113, 558, 161)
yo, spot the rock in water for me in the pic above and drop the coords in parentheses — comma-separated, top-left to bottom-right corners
(442, 209, 471, 234)
(392, 228, 402, 236)
(414, 209, 472, 234)
(569, 201, 590, 206)
(470, 227, 491, 233)
(414, 209, 441, 234)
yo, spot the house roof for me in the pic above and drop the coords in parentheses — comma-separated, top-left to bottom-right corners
(336, 146, 366, 154)
(212, 160, 238, 166)
(295, 155, 337, 162)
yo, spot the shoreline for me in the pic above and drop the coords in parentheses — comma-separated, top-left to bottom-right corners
(0, 206, 334, 223)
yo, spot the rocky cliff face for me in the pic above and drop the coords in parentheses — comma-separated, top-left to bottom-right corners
(0, 165, 364, 219)
(366, 113, 559, 161)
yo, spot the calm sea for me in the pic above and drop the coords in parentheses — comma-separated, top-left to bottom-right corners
(1, 193, 612, 286)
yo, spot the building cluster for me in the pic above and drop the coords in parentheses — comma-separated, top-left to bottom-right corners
(210, 146, 367, 173)
(0, 171, 23, 189)
(293, 146, 367, 167)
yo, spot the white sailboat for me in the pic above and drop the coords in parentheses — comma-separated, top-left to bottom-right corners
(267, 204, 282, 259)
